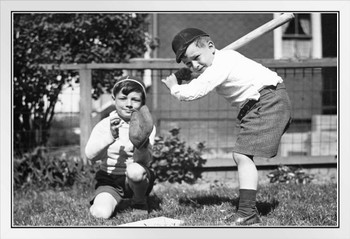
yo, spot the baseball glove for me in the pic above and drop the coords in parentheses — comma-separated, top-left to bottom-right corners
(129, 105, 154, 149)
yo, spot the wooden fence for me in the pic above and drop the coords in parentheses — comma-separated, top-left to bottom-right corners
(42, 58, 338, 170)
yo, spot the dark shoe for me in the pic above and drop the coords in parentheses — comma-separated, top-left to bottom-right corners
(225, 210, 261, 226)
(131, 202, 149, 216)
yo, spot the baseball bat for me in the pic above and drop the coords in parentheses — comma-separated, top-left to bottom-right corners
(223, 13, 295, 50)
(175, 13, 294, 83)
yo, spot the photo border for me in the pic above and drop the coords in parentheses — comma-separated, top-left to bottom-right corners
(1, 1, 349, 239)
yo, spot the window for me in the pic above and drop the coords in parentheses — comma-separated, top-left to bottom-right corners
(281, 13, 312, 59)
(282, 14, 312, 40)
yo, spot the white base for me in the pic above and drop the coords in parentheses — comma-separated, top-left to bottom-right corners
(119, 216, 184, 227)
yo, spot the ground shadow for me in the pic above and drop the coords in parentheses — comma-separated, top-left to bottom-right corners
(179, 195, 237, 208)
(178, 195, 279, 216)
(112, 193, 279, 217)
(256, 199, 279, 216)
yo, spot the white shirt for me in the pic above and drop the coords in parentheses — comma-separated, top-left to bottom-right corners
(170, 49, 283, 108)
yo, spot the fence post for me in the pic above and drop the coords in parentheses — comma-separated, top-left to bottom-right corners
(79, 66, 92, 164)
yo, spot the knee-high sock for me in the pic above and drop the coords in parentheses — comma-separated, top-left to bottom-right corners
(237, 189, 257, 217)
(128, 177, 149, 204)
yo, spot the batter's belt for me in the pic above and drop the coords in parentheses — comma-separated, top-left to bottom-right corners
(237, 83, 284, 121)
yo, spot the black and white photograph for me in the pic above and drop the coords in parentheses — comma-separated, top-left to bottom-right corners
(1, 1, 349, 239)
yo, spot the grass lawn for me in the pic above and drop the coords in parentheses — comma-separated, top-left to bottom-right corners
(13, 180, 337, 227)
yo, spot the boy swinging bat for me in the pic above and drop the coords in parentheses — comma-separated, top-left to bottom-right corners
(162, 13, 294, 225)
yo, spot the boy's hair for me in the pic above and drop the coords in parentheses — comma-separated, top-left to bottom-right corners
(193, 36, 212, 48)
(112, 76, 146, 105)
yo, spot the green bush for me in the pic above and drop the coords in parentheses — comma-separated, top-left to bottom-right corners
(267, 165, 314, 184)
(13, 147, 98, 190)
(151, 128, 206, 184)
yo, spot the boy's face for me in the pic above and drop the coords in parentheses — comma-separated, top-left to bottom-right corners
(113, 90, 143, 122)
(182, 40, 215, 74)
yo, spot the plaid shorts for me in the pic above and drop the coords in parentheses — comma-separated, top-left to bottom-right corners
(233, 82, 292, 158)
(89, 165, 155, 205)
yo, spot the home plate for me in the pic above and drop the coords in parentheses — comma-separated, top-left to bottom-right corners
(119, 216, 184, 227)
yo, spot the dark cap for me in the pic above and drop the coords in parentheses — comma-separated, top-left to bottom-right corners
(172, 28, 209, 63)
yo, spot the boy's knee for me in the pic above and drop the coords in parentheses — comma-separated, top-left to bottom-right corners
(90, 192, 117, 219)
(90, 204, 113, 219)
(232, 152, 241, 164)
(232, 152, 253, 165)
(126, 163, 147, 183)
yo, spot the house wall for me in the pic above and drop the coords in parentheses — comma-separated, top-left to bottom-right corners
(155, 13, 274, 59)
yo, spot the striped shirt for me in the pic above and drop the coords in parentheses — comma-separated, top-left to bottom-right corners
(85, 115, 156, 175)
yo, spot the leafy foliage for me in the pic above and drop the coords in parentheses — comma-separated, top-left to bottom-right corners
(13, 13, 150, 153)
(13, 147, 98, 190)
(267, 165, 314, 184)
(151, 128, 207, 184)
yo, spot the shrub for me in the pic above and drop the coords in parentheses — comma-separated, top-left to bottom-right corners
(267, 165, 314, 184)
(13, 146, 98, 190)
(151, 128, 206, 184)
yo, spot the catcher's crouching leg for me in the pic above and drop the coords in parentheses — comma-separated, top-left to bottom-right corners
(129, 105, 154, 149)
